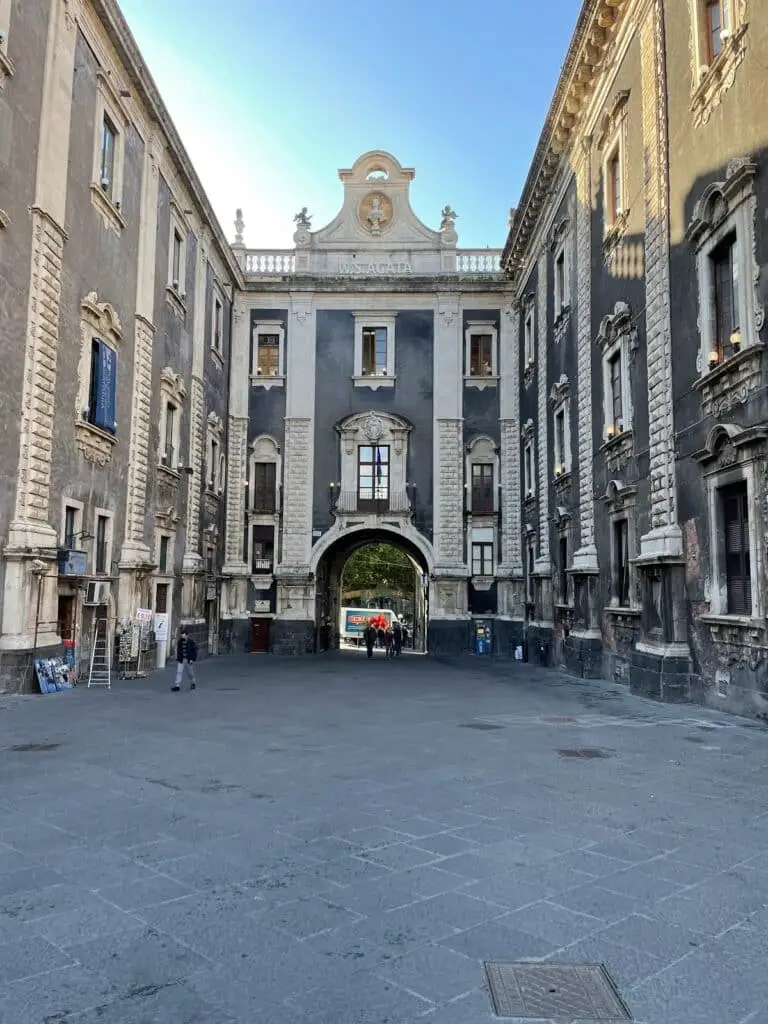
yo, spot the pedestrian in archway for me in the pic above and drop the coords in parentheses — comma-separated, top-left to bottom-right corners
(364, 621, 376, 659)
(393, 619, 402, 657)
(384, 626, 394, 659)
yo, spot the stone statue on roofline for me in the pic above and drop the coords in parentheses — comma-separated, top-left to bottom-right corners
(294, 207, 312, 230)
(440, 205, 458, 230)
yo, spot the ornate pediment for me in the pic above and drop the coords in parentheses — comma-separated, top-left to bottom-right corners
(549, 374, 570, 405)
(81, 292, 122, 344)
(693, 422, 768, 469)
(303, 152, 447, 272)
(686, 157, 757, 248)
(596, 301, 633, 351)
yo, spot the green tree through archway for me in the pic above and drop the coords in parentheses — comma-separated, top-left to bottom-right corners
(342, 543, 415, 601)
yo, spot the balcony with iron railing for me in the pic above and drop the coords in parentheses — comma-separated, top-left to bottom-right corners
(332, 490, 411, 515)
(251, 558, 273, 573)
(239, 248, 503, 277)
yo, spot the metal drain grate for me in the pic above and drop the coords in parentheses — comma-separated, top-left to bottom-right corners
(459, 722, 505, 731)
(484, 961, 631, 1020)
(557, 747, 612, 759)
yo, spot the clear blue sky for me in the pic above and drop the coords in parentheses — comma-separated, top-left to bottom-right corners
(118, 0, 581, 250)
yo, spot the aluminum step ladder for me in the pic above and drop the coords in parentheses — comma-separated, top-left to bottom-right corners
(88, 617, 112, 688)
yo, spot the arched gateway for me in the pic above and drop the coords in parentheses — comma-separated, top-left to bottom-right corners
(313, 526, 431, 653)
(220, 151, 518, 657)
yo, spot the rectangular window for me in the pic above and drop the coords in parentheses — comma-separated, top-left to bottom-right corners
(251, 527, 275, 573)
(471, 463, 494, 513)
(469, 334, 493, 377)
(722, 481, 751, 615)
(100, 115, 117, 201)
(88, 338, 117, 434)
(524, 311, 534, 364)
(614, 519, 630, 607)
(710, 232, 740, 362)
(155, 582, 168, 613)
(527, 540, 535, 602)
(471, 542, 494, 577)
(609, 352, 623, 429)
(706, 0, 727, 61)
(251, 462, 277, 512)
(95, 515, 108, 575)
(256, 334, 280, 376)
(64, 506, 77, 550)
(524, 443, 534, 496)
(554, 409, 566, 472)
(555, 250, 566, 312)
(206, 546, 215, 573)
(607, 148, 622, 225)
(209, 438, 218, 489)
(172, 229, 182, 289)
(158, 535, 170, 574)
(361, 327, 388, 376)
(559, 535, 568, 604)
(213, 296, 223, 352)
(164, 403, 176, 464)
(358, 445, 389, 505)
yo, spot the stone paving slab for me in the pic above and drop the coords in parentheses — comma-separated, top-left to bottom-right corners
(1, 652, 768, 1022)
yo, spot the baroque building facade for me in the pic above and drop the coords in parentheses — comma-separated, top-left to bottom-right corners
(0, 0, 237, 690)
(501, 0, 768, 715)
(222, 152, 517, 657)
(2, 0, 767, 717)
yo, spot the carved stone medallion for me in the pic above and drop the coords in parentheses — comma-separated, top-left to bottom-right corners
(359, 192, 392, 235)
(362, 413, 385, 442)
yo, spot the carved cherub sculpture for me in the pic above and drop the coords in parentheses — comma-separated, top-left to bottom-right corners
(440, 205, 458, 230)
(294, 207, 312, 230)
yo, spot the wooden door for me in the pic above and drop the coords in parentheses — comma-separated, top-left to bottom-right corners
(249, 618, 270, 653)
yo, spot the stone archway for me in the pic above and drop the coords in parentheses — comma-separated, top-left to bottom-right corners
(312, 526, 432, 653)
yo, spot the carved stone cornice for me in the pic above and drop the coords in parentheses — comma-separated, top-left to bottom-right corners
(502, 0, 629, 281)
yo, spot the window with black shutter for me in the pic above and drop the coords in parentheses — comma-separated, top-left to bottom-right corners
(721, 481, 751, 614)
(558, 536, 568, 604)
(252, 462, 276, 512)
(614, 519, 630, 607)
(471, 464, 494, 513)
(710, 232, 739, 361)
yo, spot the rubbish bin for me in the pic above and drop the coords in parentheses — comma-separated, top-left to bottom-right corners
(475, 635, 488, 656)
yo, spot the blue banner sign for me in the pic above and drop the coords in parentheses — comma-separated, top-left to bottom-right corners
(93, 338, 117, 434)
(58, 549, 88, 576)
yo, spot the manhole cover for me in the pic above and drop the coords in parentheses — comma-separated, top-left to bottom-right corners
(459, 722, 505, 731)
(484, 961, 631, 1020)
(11, 742, 60, 752)
(557, 747, 612, 759)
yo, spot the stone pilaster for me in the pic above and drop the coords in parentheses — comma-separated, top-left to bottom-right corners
(273, 295, 316, 641)
(630, 0, 690, 699)
(639, 0, 680, 559)
(573, 142, 598, 571)
(2, 1, 79, 652)
(531, 249, 553, 630)
(183, 376, 205, 568)
(224, 415, 248, 569)
(433, 298, 464, 569)
(498, 303, 525, 632)
(182, 226, 210, 582)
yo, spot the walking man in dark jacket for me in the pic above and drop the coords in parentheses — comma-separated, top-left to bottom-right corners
(393, 620, 403, 657)
(172, 628, 197, 691)
(364, 622, 376, 659)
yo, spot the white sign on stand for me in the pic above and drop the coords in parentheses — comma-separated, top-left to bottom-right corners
(154, 612, 169, 669)
(136, 608, 153, 623)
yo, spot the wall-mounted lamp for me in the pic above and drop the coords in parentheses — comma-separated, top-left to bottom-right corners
(730, 329, 742, 353)
(708, 349, 720, 371)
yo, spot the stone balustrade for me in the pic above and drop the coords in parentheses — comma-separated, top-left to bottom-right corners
(239, 248, 503, 276)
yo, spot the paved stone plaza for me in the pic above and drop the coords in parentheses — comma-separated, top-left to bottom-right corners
(1, 653, 768, 1023)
